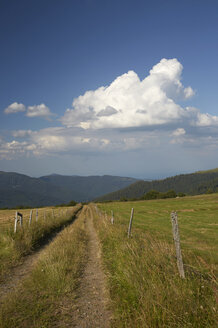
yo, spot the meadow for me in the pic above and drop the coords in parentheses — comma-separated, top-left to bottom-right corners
(0, 205, 81, 279)
(95, 194, 218, 327)
(0, 196, 217, 327)
(0, 207, 88, 328)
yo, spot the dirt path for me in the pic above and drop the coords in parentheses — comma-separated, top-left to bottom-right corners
(0, 250, 41, 303)
(70, 206, 112, 328)
(0, 206, 112, 327)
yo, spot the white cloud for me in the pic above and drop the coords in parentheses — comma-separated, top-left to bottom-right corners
(4, 102, 26, 114)
(26, 104, 53, 118)
(0, 140, 30, 159)
(12, 130, 33, 138)
(184, 87, 195, 99)
(171, 128, 186, 137)
(196, 112, 218, 127)
(61, 58, 197, 129)
(2, 58, 218, 164)
(0, 126, 160, 159)
(4, 102, 54, 119)
(182, 107, 218, 127)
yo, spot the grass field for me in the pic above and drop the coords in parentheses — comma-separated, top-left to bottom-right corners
(0, 207, 88, 328)
(0, 207, 70, 229)
(0, 205, 81, 279)
(95, 194, 218, 327)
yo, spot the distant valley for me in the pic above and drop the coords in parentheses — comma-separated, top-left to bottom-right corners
(0, 171, 137, 208)
(1, 168, 218, 208)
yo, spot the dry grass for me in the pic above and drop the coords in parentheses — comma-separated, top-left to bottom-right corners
(0, 205, 81, 279)
(0, 207, 72, 229)
(93, 195, 218, 327)
(0, 207, 88, 328)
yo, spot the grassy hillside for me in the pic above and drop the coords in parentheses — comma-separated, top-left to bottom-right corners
(94, 194, 217, 327)
(96, 169, 218, 201)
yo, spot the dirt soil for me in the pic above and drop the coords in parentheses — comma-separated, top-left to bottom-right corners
(69, 206, 112, 328)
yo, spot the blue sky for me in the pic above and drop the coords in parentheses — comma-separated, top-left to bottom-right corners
(0, 0, 218, 179)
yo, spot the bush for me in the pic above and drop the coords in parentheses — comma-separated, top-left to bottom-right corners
(142, 190, 177, 200)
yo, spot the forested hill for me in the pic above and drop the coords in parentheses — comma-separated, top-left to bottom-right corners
(0, 171, 137, 208)
(95, 169, 218, 201)
(39, 174, 137, 202)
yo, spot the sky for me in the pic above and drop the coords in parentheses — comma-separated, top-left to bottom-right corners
(0, 0, 218, 179)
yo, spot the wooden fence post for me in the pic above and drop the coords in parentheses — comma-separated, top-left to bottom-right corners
(44, 210, 46, 220)
(14, 212, 23, 232)
(14, 211, 18, 233)
(111, 210, 114, 224)
(128, 208, 134, 238)
(29, 209, 33, 226)
(36, 209, 38, 222)
(52, 209, 55, 218)
(171, 211, 185, 278)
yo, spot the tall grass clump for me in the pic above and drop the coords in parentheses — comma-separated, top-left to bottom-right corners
(0, 207, 88, 328)
(0, 205, 82, 279)
(93, 204, 217, 327)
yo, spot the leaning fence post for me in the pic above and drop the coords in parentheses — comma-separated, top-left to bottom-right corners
(14, 211, 18, 233)
(171, 211, 185, 278)
(29, 209, 33, 226)
(111, 210, 114, 224)
(128, 208, 134, 238)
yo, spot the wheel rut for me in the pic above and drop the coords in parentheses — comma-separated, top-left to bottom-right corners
(70, 206, 112, 328)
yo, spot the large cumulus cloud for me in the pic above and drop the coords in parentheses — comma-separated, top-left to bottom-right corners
(60, 58, 218, 130)
(60, 58, 203, 129)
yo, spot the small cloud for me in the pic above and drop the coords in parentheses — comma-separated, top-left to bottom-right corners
(171, 128, 186, 137)
(196, 112, 218, 127)
(184, 86, 195, 99)
(4, 102, 26, 114)
(12, 130, 33, 138)
(26, 104, 53, 118)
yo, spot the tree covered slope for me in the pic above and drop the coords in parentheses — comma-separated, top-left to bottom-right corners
(96, 170, 218, 201)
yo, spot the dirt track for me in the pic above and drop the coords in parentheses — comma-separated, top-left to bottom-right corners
(69, 206, 112, 328)
(0, 206, 112, 327)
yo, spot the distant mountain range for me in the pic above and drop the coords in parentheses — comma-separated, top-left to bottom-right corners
(1, 168, 218, 208)
(0, 171, 137, 208)
(95, 168, 218, 201)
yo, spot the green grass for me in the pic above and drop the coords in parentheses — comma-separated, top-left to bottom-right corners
(0, 205, 82, 280)
(94, 194, 218, 327)
(0, 207, 88, 328)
